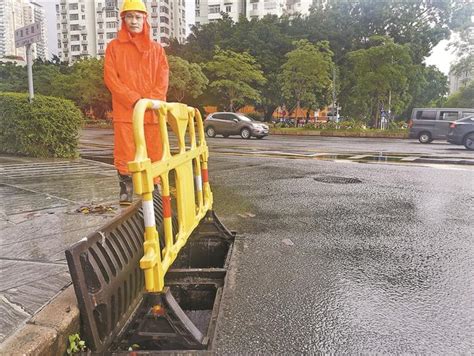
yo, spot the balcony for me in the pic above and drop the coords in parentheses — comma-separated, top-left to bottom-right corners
(81, 40, 88, 45)
(97, 28, 104, 34)
(151, 13, 158, 18)
(81, 27, 88, 34)
(96, 6, 103, 12)
(98, 49, 105, 55)
(61, 18, 68, 24)
(97, 17, 104, 23)
(98, 39, 105, 45)
(81, 49, 89, 55)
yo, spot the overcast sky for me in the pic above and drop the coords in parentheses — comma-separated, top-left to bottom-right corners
(35, 0, 456, 75)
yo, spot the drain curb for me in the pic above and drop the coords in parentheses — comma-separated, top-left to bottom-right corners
(0, 285, 80, 355)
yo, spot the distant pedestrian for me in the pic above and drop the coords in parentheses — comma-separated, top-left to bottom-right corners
(104, 0, 169, 205)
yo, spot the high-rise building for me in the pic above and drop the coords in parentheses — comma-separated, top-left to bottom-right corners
(24, 2, 49, 60)
(194, 0, 313, 26)
(56, 0, 186, 63)
(1, 0, 27, 60)
(195, 0, 246, 26)
(0, 0, 48, 60)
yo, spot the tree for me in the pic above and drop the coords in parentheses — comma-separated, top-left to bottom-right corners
(444, 81, 474, 107)
(344, 36, 415, 125)
(401, 65, 449, 118)
(450, 54, 474, 87)
(279, 40, 333, 124)
(204, 48, 266, 111)
(0, 62, 27, 92)
(167, 55, 208, 103)
(307, 0, 454, 64)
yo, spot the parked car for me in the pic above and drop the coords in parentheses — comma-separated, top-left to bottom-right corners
(447, 116, 474, 150)
(204, 112, 269, 139)
(408, 107, 474, 143)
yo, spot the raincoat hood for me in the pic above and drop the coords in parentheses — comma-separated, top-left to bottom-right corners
(117, 16, 151, 53)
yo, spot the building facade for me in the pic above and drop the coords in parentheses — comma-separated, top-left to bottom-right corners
(195, 0, 246, 26)
(56, 0, 185, 63)
(24, 2, 48, 60)
(194, 0, 313, 26)
(0, 0, 48, 60)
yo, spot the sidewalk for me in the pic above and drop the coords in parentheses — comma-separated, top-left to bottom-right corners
(0, 154, 122, 346)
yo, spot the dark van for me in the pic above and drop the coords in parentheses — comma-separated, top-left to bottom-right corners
(408, 108, 474, 143)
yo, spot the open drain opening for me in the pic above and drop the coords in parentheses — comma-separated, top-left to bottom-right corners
(173, 235, 232, 269)
(313, 176, 362, 184)
(110, 284, 220, 352)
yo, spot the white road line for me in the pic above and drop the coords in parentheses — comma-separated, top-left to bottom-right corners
(401, 156, 419, 161)
(349, 154, 370, 159)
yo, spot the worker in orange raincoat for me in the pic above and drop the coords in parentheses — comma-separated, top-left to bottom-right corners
(104, 0, 169, 205)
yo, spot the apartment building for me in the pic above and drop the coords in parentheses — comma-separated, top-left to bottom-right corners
(195, 0, 313, 25)
(0, 0, 48, 60)
(24, 2, 48, 60)
(57, 0, 186, 63)
(195, 0, 246, 26)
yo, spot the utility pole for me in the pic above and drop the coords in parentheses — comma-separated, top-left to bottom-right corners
(332, 66, 337, 122)
(26, 43, 34, 102)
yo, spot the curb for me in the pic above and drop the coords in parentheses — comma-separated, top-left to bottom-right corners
(269, 129, 408, 138)
(0, 285, 79, 355)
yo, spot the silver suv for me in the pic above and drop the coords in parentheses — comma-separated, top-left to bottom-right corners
(204, 112, 269, 139)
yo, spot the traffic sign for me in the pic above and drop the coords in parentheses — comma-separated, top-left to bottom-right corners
(14, 23, 42, 48)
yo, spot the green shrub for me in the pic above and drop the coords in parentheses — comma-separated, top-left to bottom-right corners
(0, 92, 83, 158)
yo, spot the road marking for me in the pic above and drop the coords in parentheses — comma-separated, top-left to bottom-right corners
(349, 154, 370, 160)
(400, 156, 419, 161)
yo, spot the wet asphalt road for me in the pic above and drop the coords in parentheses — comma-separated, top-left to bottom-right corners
(2, 129, 472, 351)
(209, 154, 473, 354)
(80, 129, 474, 353)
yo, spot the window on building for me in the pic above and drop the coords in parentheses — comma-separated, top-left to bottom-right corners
(106, 32, 116, 39)
(71, 34, 80, 41)
(160, 16, 169, 24)
(160, 6, 169, 14)
(71, 45, 80, 52)
(70, 14, 79, 21)
(195, 9, 200, 17)
(69, 3, 78, 10)
(82, 45, 87, 51)
(70, 24, 80, 31)
(209, 5, 220, 13)
(106, 21, 116, 29)
(226, 5, 231, 12)
(106, 11, 116, 17)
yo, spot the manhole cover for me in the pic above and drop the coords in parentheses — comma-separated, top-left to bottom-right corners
(313, 176, 362, 184)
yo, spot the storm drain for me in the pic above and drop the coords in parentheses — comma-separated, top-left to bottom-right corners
(313, 176, 362, 184)
(66, 191, 235, 353)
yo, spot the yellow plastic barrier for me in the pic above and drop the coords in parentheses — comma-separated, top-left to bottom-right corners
(127, 99, 213, 292)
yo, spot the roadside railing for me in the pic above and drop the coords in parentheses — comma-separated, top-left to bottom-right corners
(128, 99, 213, 292)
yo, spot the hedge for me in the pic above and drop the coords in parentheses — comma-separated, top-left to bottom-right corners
(0, 92, 83, 158)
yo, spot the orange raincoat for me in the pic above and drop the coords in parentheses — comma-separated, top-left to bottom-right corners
(104, 18, 169, 175)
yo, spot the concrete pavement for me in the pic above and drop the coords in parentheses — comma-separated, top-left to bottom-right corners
(0, 154, 122, 350)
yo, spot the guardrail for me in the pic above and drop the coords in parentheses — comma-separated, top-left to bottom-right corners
(128, 99, 212, 292)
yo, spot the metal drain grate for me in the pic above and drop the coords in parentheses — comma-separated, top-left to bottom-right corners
(313, 176, 362, 184)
